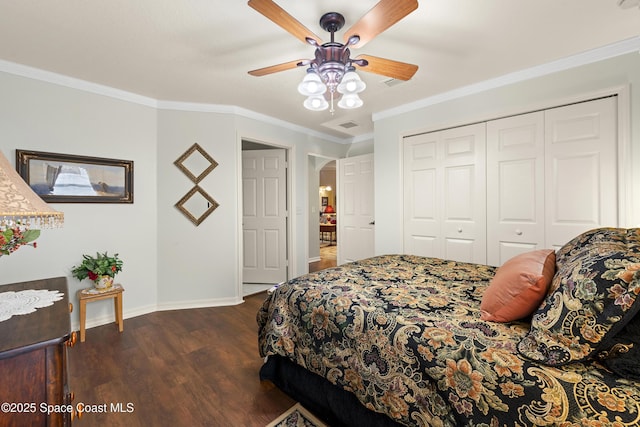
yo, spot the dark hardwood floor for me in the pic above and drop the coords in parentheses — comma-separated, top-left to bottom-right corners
(68, 247, 338, 426)
(68, 292, 295, 426)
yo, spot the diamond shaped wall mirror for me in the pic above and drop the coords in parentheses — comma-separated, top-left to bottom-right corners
(174, 143, 218, 183)
(175, 185, 219, 226)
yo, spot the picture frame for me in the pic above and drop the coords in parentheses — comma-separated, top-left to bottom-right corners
(16, 149, 134, 203)
(175, 185, 219, 226)
(321, 197, 328, 207)
(174, 143, 218, 184)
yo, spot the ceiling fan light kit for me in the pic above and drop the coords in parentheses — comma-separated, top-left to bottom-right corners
(297, 70, 327, 97)
(337, 93, 363, 109)
(303, 95, 329, 111)
(248, 0, 419, 114)
(337, 68, 366, 95)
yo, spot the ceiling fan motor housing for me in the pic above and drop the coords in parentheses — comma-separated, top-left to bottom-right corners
(314, 43, 352, 88)
(319, 12, 346, 34)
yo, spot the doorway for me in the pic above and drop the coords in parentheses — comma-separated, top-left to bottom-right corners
(241, 140, 290, 296)
(309, 157, 337, 273)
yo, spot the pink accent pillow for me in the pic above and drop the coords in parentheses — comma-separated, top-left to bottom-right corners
(480, 249, 556, 322)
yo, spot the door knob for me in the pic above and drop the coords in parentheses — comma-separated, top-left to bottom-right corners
(515, 229, 523, 235)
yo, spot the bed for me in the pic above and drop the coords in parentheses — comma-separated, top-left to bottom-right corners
(257, 227, 640, 426)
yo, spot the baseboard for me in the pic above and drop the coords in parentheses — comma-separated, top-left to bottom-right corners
(71, 303, 156, 332)
(156, 296, 244, 311)
(308, 256, 321, 263)
(71, 297, 243, 332)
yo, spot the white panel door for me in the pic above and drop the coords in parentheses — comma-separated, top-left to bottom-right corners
(338, 153, 375, 265)
(403, 123, 486, 264)
(403, 132, 441, 257)
(242, 149, 287, 283)
(545, 97, 618, 249)
(441, 124, 487, 264)
(487, 112, 545, 266)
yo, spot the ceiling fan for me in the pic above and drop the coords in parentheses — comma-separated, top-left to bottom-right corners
(247, 0, 419, 112)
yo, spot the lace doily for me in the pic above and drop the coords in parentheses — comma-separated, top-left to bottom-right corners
(0, 289, 64, 322)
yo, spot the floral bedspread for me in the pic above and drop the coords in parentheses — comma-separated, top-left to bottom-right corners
(257, 255, 640, 426)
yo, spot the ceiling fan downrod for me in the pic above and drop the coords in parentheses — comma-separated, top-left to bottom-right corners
(305, 13, 364, 93)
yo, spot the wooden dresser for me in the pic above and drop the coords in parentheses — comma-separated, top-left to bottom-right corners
(0, 277, 75, 426)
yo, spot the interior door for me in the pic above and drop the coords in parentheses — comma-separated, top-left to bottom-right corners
(486, 112, 545, 266)
(242, 149, 287, 283)
(338, 153, 374, 265)
(440, 124, 487, 264)
(544, 97, 618, 249)
(403, 132, 441, 257)
(403, 123, 486, 264)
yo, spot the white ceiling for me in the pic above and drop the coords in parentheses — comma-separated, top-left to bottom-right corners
(0, 1, 638, 141)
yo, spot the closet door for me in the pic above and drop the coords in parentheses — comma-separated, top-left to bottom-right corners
(545, 97, 618, 249)
(441, 124, 487, 263)
(486, 112, 545, 266)
(403, 123, 486, 263)
(403, 132, 441, 257)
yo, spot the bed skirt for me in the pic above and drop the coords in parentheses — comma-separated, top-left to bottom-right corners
(260, 356, 405, 427)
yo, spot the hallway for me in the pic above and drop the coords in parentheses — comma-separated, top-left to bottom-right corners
(245, 244, 337, 296)
(309, 243, 337, 273)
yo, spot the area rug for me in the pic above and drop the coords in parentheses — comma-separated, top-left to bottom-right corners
(266, 403, 328, 427)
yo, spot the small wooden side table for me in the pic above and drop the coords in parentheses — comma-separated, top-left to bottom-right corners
(77, 284, 124, 342)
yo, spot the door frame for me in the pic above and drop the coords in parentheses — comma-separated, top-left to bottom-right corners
(237, 134, 295, 300)
(306, 153, 339, 273)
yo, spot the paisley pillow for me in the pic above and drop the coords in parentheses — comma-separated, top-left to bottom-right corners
(597, 312, 640, 380)
(518, 228, 640, 365)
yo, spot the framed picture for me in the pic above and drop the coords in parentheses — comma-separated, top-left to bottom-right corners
(321, 197, 328, 207)
(16, 150, 134, 203)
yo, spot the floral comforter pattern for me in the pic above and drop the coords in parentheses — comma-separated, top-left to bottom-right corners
(257, 255, 640, 426)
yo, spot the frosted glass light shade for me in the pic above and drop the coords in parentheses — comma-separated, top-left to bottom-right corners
(337, 71, 366, 94)
(303, 95, 329, 111)
(298, 72, 327, 96)
(337, 93, 363, 109)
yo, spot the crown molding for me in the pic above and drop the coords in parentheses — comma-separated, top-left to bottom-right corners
(0, 59, 350, 144)
(351, 132, 374, 144)
(4, 36, 638, 145)
(0, 59, 159, 107)
(373, 36, 640, 122)
(157, 101, 348, 144)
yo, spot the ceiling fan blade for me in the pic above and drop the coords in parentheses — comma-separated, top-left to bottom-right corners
(248, 60, 306, 77)
(343, 0, 418, 48)
(355, 55, 418, 81)
(248, 0, 322, 45)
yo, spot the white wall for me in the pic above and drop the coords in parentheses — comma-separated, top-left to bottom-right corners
(156, 109, 239, 307)
(373, 52, 640, 255)
(0, 71, 158, 329)
(6, 49, 636, 329)
(0, 69, 347, 329)
(346, 139, 374, 157)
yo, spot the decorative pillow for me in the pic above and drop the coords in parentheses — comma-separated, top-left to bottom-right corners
(480, 249, 556, 322)
(518, 228, 640, 365)
(597, 312, 640, 380)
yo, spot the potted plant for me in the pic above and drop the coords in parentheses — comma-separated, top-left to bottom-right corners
(71, 252, 123, 290)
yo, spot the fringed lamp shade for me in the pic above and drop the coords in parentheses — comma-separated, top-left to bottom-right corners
(0, 150, 63, 228)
